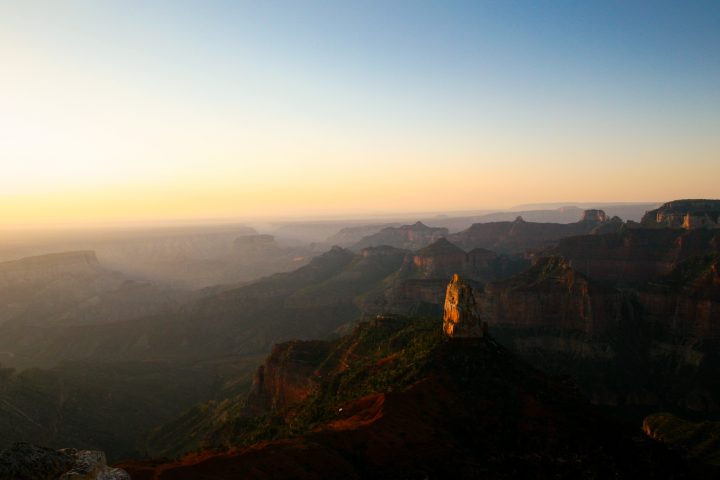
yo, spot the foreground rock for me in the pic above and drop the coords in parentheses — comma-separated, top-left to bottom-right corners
(0, 443, 129, 480)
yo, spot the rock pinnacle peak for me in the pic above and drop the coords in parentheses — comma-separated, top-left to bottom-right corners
(442, 274, 486, 338)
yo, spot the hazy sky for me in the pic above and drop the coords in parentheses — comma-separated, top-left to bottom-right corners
(1, 1, 719, 225)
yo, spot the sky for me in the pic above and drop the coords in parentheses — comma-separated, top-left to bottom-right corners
(1, 0, 719, 226)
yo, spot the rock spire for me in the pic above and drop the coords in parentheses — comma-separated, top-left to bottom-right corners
(442, 274, 486, 338)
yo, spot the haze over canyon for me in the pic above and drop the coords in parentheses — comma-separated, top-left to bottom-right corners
(2, 1, 719, 478)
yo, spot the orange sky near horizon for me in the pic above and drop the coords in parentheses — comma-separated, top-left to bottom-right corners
(1, 2, 718, 227)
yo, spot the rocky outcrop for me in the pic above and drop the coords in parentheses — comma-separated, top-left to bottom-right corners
(0, 443, 128, 480)
(443, 274, 486, 338)
(352, 222, 448, 251)
(641, 199, 720, 229)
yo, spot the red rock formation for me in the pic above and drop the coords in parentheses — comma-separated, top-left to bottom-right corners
(245, 340, 332, 415)
(443, 274, 486, 338)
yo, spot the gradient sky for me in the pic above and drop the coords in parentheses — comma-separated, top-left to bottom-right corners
(1, 1, 719, 226)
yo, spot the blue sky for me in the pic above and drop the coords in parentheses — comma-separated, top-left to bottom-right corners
(1, 1, 718, 224)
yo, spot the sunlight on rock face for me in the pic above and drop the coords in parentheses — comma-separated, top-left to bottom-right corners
(442, 274, 486, 338)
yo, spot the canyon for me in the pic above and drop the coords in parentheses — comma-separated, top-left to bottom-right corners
(0, 200, 719, 476)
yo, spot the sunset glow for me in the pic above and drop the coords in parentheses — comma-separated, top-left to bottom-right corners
(1, 1, 719, 226)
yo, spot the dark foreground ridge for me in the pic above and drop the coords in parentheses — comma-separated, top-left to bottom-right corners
(0, 443, 129, 480)
(123, 276, 687, 479)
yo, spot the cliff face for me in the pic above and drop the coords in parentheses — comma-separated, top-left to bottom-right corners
(481, 256, 618, 334)
(636, 255, 720, 338)
(245, 340, 332, 415)
(443, 274, 486, 338)
(641, 199, 720, 229)
(552, 228, 720, 284)
(479, 251, 720, 413)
